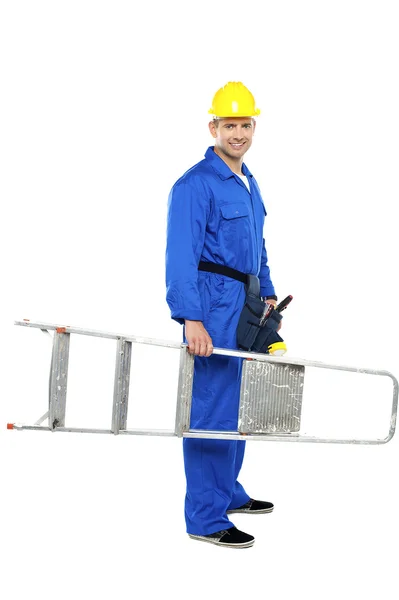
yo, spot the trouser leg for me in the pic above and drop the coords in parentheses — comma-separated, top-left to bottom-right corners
(183, 437, 249, 535)
(227, 437, 251, 510)
(182, 276, 249, 535)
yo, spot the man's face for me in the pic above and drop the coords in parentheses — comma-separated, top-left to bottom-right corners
(208, 117, 256, 160)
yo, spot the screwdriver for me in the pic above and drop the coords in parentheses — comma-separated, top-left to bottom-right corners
(276, 295, 293, 313)
(259, 301, 274, 327)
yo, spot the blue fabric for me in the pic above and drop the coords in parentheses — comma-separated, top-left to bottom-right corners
(166, 146, 275, 323)
(166, 146, 275, 535)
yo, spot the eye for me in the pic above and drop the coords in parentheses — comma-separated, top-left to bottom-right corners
(225, 124, 234, 129)
(243, 124, 252, 129)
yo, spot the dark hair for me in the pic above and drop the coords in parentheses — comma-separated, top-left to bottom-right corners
(212, 117, 255, 127)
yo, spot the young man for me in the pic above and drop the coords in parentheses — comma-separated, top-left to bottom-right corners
(165, 82, 279, 548)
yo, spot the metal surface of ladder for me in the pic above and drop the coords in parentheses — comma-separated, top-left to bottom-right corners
(9, 319, 398, 445)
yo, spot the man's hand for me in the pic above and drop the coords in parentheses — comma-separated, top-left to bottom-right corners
(184, 320, 214, 357)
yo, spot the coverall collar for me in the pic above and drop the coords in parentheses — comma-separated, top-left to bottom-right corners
(205, 146, 253, 180)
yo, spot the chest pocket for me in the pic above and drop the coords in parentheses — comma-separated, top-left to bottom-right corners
(219, 202, 251, 246)
(220, 202, 250, 220)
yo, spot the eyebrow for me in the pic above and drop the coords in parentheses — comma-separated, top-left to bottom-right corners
(222, 121, 252, 126)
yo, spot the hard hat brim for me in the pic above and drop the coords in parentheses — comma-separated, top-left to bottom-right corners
(208, 109, 261, 117)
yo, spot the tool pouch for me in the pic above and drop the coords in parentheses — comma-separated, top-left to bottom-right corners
(236, 274, 284, 353)
(251, 310, 284, 354)
(236, 275, 264, 350)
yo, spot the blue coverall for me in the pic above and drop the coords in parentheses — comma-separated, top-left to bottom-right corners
(166, 146, 275, 535)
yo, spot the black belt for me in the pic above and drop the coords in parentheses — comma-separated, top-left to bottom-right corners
(198, 261, 248, 284)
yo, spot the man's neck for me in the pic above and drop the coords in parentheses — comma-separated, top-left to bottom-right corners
(213, 146, 243, 175)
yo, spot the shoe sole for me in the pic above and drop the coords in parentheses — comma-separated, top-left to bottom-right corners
(188, 534, 255, 549)
(226, 507, 274, 514)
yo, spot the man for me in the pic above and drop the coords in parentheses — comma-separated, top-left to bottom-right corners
(165, 82, 279, 548)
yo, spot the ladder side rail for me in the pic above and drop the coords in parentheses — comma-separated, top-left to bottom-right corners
(387, 372, 399, 441)
(182, 431, 391, 445)
(15, 320, 182, 349)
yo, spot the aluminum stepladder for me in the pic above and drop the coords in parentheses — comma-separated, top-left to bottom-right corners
(8, 319, 398, 445)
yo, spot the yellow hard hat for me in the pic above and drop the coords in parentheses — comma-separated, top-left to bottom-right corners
(208, 81, 261, 117)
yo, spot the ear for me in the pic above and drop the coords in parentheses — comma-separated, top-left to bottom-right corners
(208, 121, 217, 138)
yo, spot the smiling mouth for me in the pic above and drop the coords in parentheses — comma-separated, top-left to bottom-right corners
(229, 142, 245, 149)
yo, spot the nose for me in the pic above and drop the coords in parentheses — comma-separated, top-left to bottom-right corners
(233, 126, 244, 140)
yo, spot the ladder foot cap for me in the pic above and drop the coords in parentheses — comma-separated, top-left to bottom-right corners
(7, 423, 14, 430)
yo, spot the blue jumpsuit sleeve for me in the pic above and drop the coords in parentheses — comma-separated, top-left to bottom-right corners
(259, 238, 276, 298)
(165, 179, 210, 324)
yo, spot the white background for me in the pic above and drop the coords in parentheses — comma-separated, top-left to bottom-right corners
(1, 1, 398, 598)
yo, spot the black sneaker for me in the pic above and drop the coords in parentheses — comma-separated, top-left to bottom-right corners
(227, 499, 274, 514)
(188, 526, 255, 548)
